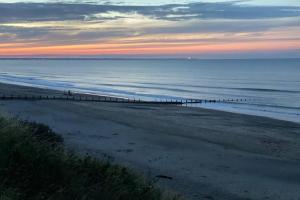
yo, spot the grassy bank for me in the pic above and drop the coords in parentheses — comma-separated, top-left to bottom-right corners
(0, 117, 179, 200)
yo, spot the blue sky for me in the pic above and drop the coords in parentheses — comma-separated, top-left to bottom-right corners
(0, 0, 300, 6)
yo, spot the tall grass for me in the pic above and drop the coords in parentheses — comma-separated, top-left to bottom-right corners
(0, 117, 179, 200)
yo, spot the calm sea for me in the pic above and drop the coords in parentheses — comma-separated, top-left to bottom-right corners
(0, 59, 299, 123)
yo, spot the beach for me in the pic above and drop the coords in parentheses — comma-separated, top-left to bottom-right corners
(1, 58, 299, 123)
(0, 82, 300, 200)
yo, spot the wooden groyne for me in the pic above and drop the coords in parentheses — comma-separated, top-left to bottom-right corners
(0, 94, 247, 105)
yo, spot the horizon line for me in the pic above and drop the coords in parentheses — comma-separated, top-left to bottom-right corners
(0, 57, 299, 60)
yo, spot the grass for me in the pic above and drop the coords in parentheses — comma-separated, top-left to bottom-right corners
(0, 117, 180, 200)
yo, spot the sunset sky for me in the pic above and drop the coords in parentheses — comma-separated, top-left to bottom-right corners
(0, 0, 299, 58)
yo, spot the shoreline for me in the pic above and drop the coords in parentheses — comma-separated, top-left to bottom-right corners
(0, 81, 298, 124)
(1, 82, 300, 200)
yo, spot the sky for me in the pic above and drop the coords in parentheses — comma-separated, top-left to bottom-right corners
(0, 0, 299, 58)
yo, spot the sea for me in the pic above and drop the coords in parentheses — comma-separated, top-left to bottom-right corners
(0, 58, 299, 123)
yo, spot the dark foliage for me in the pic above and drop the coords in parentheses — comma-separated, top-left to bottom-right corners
(0, 117, 179, 200)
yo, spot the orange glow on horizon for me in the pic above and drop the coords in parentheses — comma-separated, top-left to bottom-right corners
(0, 40, 299, 57)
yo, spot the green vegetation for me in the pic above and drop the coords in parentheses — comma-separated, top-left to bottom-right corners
(0, 117, 179, 200)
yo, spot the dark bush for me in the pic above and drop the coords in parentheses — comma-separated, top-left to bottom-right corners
(0, 117, 179, 200)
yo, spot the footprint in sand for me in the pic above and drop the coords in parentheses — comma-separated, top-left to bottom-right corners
(116, 149, 134, 153)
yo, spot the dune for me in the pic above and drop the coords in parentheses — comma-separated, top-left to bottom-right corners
(0, 82, 300, 200)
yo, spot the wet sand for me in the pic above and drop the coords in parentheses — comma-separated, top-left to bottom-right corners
(0, 83, 300, 200)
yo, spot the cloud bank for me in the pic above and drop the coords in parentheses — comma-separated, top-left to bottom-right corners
(0, 1, 299, 57)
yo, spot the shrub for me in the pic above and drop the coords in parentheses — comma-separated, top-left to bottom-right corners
(0, 117, 179, 200)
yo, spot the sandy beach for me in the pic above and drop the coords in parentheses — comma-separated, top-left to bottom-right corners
(0, 82, 300, 200)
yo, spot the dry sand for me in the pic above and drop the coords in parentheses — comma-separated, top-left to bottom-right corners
(0, 83, 300, 200)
